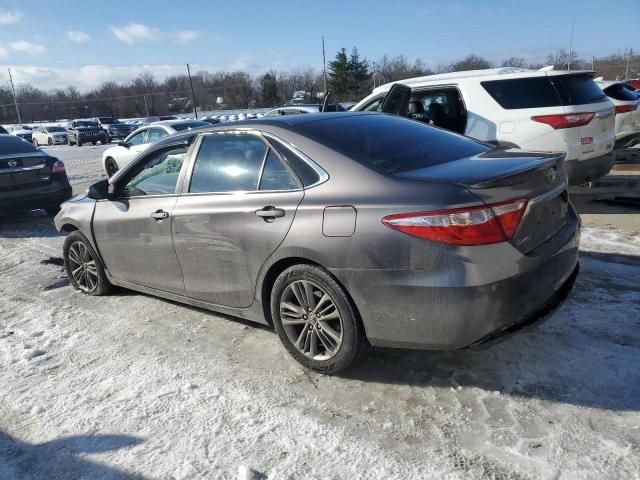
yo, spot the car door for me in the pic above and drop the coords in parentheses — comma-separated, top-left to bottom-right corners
(171, 131, 304, 308)
(380, 83, 411, 117)
(92, 144, 190, 295)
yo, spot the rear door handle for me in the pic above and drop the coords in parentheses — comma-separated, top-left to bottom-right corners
(150, 209, 169, 220)
(256, 206, 285, 221)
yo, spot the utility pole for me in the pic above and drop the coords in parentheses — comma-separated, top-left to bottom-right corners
(567, 21, 574, 71)
(186, 63, 198, 118)
(592, 56, 595, 71)
(625, 49, 631, 79)
(143, 94, 149, 116)
(322, 36, 328, 95)
(7, 68, 22, 124)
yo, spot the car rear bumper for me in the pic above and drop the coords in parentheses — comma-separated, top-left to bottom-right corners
(330, 216, 580, 350)
(565, 152, 615, 185)
(0, 176, 72, 214)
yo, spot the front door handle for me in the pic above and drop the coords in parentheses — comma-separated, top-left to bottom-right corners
(150, 209, 169, 220)
(256, 206, 285, 221)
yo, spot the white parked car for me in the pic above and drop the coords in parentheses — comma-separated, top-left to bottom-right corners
(101, 119, 209, 177)
(354, 67, 616, 185)
(595, 79, 640, 148)
(32, 125, 68, 146)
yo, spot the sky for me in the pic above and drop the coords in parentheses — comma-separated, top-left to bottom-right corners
(0, 0, 638, 91)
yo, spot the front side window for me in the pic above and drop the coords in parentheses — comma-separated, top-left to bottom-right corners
(126, 130, 148, 146)
(362, 97, 384, 112)
(119, 146, 187, 197)
(189, 133, 268, 193)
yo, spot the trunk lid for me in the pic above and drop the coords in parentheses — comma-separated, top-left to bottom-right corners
(0, 152, 51, 190)
(398, 149, 571, 253)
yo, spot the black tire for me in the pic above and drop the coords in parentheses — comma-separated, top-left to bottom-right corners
(63, 231, 112, 296)
(33, 137, 38, 147)
(44, 206, 60, 216)
(102, 135, 110, 145)
(270, 264, 368, 374)
(77, 139, 82, 147)
(48, 137, 53, 146)
(105, 157, 119, 178)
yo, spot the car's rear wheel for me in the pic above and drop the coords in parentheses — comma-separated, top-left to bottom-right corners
(63, 231, 111, 296)
(105, 157, 119, 177)
(271, 265, 368, 374)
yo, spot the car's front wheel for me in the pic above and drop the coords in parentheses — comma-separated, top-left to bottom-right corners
(63, 231, 112, 296)
(271, 264, 368, 374)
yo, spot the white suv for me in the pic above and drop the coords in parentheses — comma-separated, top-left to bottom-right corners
(354, 68, 616, 185)
(595, 79, 640, 149)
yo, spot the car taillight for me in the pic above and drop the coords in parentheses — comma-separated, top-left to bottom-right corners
(531, 112, 595, 129)
(615, 104, 638, 114)
(382, 199, 528, 246)
(52, 160, 66, 173)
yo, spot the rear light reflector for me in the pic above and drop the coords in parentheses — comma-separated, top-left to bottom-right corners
(382, 199, 528, 246)
(615, 104, 638, 114)
(52, 160, 66, 173)
(531, 112, 595, 129)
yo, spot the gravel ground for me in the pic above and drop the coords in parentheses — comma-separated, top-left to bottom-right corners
(0, 147, 639, 479)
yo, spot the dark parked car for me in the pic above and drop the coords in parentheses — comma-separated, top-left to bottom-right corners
(55, 113, 579, 373)
(5, 125, 33, 143)
(66, 120, 108, 146)
(0, 134, 72, 216)
(92, 117, 135, 142)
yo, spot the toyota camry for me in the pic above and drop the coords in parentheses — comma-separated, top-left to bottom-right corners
(55, 113, 580, 373)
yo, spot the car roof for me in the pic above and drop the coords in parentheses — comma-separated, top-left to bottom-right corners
(372, 67, 596, 94)
(152, 119, 209, 127)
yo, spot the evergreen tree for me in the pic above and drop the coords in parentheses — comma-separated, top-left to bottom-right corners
(328, 48, 351, 98)
(348, 47, 370, 98)
(260, 71, 279, 107)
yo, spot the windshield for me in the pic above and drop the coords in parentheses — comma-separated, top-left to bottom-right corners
(75, 121, 98, 128)
(171, 121, 210, 131)
(48, 126, 65, 132)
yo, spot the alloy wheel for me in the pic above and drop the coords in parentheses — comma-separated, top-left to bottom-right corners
(280, 280, 343, 360)
(67, 241, 98, 292)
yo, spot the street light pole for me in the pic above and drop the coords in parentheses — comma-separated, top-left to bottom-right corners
(186, 63, 198, 119)
(8, 68, 22, 124)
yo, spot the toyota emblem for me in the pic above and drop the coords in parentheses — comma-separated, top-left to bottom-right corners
(8, 160, 18, 168)
(547, 167, 557, 183)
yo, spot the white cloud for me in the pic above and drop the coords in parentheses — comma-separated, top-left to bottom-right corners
(0, 9, 22, 25)
(111, 23, 162, 44)
(0, 60, 269, 91)
(10, 41, 45, 55)
(0, 44, 8, 60)
(67, 31, 90, 43)
(177, 30, 199, 43)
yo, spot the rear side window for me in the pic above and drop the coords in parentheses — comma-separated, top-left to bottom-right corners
(189, 133, 268, 192)
(0, 136, 38, 154)
(295, 114, 489, 174)
(268, 136, 322, 187)
(552, 75, 606, 105)
(259, 150, 301, 191)
(604, 84, 639, 101)
(482, 77, 561, 109)
(482, 74, 606, 109)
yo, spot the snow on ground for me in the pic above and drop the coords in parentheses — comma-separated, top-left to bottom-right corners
(39, 144, 109, 186)
(1, 150, 639, 479)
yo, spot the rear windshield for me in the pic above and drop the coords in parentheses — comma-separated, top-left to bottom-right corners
(604, 83, 639, 101)
(0, 135, 38, 155)
(482, 74, 606, 109)
(295, 114, 489, 174)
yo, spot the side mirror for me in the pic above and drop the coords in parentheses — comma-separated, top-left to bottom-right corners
(86, 179, 109, 200)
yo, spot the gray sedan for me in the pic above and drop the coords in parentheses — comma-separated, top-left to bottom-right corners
(55, 113, 580, 373)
